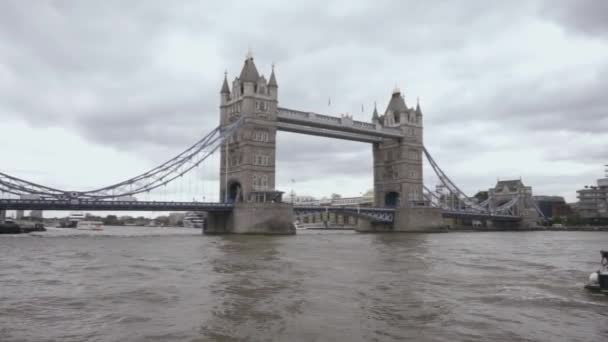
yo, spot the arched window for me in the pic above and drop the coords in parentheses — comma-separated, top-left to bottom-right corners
(385, 192, 399, 207)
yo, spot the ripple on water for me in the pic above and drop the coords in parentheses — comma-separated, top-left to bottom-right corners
(1, 230, 608, 342)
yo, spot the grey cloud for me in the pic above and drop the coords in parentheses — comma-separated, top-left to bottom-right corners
(2, 0, 607, 201)
(428, 63, 608, 134)
(276, 132, 372, 182)
(541, 0, 608, 38)
(544, 143, 608, 164)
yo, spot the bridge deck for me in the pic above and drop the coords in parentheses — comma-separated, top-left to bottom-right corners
(277, 107, 405, 142)
(294, 206, 521, 223)
(0, 199, 234, 212)
(1, 199, 521, 222)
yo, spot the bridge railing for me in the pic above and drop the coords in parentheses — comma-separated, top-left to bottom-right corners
(277, 107, 402, 137)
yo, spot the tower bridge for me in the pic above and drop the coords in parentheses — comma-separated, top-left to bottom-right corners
(0, 52, 543, 233)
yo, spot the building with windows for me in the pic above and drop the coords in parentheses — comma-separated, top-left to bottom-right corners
(576, 177, 608, 219)
(532, 196, 569, 219)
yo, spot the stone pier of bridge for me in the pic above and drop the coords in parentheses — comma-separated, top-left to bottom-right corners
(355, 207, 444, 232)
(205, 202, 295, 234)
(206, 53, 444, 234)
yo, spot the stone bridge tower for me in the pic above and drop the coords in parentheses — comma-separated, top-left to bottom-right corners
(208, 52, 293, 235)
(219, 52, 279, 203)
(372, 88, 424, 208)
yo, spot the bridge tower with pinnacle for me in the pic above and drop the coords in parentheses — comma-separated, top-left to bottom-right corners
(361, 89, 444, 232)
(207, 52, 294, 235)
(219, 52, 279, 203)
(372, 88, 424, 208)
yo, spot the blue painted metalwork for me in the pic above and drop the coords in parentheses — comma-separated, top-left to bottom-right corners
(0, 199, 233, 212)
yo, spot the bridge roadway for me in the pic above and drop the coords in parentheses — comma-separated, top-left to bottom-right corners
(0, 199, 234, 212)
(294, 206, 521, 223)
(276, 107, 404, 143)
(0, 199, 521, 223)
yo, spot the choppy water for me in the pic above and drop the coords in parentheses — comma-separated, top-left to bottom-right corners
(1, 227, 607, 342)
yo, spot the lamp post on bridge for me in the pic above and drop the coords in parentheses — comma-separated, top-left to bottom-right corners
(290, 179, 295, 204)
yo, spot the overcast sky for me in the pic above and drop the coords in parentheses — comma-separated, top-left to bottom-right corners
(1, 0, 607, 209)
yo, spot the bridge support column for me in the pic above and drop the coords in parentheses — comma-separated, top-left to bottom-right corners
(0, 209, 5, 223)
(355, 207, 445, 233)
(355, 218, 392, 232)
(392, 207, 445, 232)
(204, 202, 295, 235)
(521, 208, 539, 229)
(485, 219, 494, 229)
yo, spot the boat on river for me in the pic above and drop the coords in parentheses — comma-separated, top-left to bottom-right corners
(58, 212, 86, 228)
(0, 218, 46, 234)
(183, 212, 206, 228)
(76, 221, 104, 231)
(585, 250, 608, 293)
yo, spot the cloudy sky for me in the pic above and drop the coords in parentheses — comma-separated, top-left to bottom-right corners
(1, 0, 607, 209)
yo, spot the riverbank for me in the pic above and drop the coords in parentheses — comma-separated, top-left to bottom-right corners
(447, 225, 608, 232)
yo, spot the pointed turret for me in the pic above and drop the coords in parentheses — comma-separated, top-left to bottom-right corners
(385, 87, 408, 114)
(239, 52, 260, 83)
(220, 71, 230, 105)
(220, 71, 230, 94)
(372, 102, 379, 123)
(415, 97, 422, 115)
(268, 64, 278, 88)
(268, 64, 278, 99)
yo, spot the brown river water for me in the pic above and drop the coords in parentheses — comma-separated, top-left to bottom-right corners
(1, 227, 607, 341)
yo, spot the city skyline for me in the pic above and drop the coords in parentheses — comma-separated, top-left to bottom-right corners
(1, 1, 607, 203)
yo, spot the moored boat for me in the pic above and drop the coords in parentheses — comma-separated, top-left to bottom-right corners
(0, 219, 22, 234)
(183, 212, 206, 228)
(59, 212, 86, 228)
(585, 250, 608, 293)
(76, 220, 104, 231)
(0, 219, 46, 234)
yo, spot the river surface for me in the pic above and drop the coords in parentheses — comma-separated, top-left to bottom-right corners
(1, 227, 607, 341)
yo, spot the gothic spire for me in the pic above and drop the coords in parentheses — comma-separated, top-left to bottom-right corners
(220, 71, 230, 94)
(416, 97, 422, 115)
(268, 63, 278, 88)
(385, 87, 408, 114)
(372, 101, 379, 121)
(239, 51, 260, 83)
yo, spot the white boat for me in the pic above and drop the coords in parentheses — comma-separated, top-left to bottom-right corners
(76, 220, 104, 231)
(59, 212, 86, 228)
(183, 212, 206, 228)
(585, 250, 608, 294)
